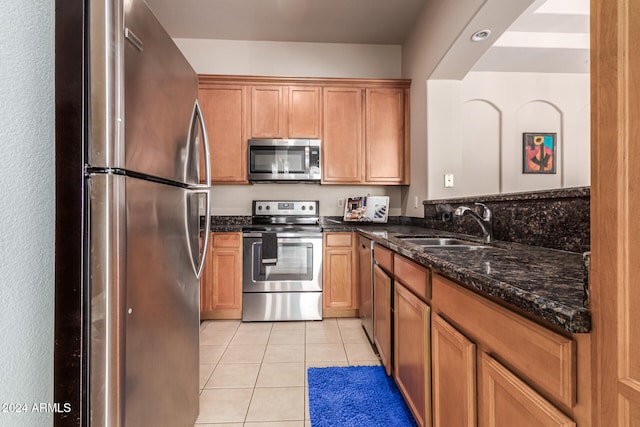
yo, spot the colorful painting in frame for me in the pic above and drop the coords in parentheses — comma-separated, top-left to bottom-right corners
(523, 132, 556, 174)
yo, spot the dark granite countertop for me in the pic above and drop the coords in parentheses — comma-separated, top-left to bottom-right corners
(353, 225, 590, 334)
(209, 224, 246, 232)
(202, 215, 590, 333)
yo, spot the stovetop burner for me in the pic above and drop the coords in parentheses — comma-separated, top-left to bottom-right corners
(244, 200, 321, 235)
(242, 225, 322, 233)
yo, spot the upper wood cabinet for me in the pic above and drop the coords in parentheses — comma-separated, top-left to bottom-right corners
(365, 88, 409, 184)
(250, 86, 285, 138)
(198, 75, 410, 186)
(322, 85, 410, 185)
(288, 86, 322, 138)
(249, 85, 322, 139)
(322, 87, 364, 183)
(198, 80, 248, 184)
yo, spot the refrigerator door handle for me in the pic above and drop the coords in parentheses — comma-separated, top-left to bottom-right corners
(189, 100, 211, 188)
(197, 99, 212, 187)
(191, 188, 210, 279)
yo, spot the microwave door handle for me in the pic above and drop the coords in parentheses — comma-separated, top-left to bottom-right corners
(305, 146, 310, 174)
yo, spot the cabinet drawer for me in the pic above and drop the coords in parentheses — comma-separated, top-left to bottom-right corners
(212, 232, 241, 248)
(394, 254, 430, 302)
(374, 244, 393, 273)
(432, 273, 576, 408)
(325, 232, 353, 247)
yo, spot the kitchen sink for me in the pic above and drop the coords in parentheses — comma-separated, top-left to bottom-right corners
(397, 236, 490, 249)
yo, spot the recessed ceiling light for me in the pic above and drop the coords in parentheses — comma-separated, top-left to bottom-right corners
(471, 30, 492, 42)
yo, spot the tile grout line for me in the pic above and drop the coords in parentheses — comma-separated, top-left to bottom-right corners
(243, 322, 273, 425)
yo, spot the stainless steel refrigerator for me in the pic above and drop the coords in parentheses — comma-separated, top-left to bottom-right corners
(54, 0, 211, 425)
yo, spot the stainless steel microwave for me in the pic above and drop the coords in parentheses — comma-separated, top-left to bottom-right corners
(247, 139, 321, 182)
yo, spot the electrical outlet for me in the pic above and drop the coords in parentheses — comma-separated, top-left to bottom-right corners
(444, 173, 455, 188)
(414, 196, 419, 208)
(338, 198, 345, 208)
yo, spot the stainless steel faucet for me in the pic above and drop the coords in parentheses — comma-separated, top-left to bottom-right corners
(453, 202, 494, 243)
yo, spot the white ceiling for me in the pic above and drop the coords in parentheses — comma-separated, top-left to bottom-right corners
(145, 0, 427, 44)
(471, 0, 589, 73)
(146, 0, 590, 74)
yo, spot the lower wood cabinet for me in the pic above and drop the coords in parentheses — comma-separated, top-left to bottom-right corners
(394, 281, 431, 427)
(323, 232, 358, 317)
(431, 273, 582, 427)
(373, 263, 392, 375)
(357, 238, 592, 427)
(200, 232, 243, 319)
(478, 352, 576, 427)
(431, 313, 476, 427)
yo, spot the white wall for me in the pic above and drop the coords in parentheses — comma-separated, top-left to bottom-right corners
(176, 38, 404, 215)
(175, 38, 402, 78)
(400, 0, 487, 216)
(0, 1, 54, 426)
(426, 72, 590, 199)
(402, 0, 560, 211)
(211, 184, 401, 217)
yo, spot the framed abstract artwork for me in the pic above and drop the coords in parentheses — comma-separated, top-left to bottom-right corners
(523, 132, 556, 174)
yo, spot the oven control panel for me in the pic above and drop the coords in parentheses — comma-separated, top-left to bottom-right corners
(253, 200, 319, 217)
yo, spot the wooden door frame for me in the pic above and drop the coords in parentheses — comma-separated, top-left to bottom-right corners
(591, 0, 640, 425)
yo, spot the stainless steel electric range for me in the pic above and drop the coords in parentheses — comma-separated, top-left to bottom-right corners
(242, 200, 323, 321)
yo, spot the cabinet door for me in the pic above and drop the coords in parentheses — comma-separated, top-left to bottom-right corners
(373, 264, 392, 376)
(322, 87, 364, 183)
(432, 313, 477, 427)
(394, 282, 431, 427)
(200, 232, 243, 319)
(432, 274, 575, 408)
(198, 85, 248, 183)
(250, 86, 285, 138)
(478, 352, 575, 427)
(323, 233, 358, 316)
(288, 86, 321, 138)
(365, 88, 408, 184)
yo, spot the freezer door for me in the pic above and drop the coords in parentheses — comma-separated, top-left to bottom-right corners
(89, 174, 201, 427)
(98, 0, 197, 185)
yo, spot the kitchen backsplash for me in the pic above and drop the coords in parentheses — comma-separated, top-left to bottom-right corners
(417, 187, 590, 253)
(203, 187, 590, 254)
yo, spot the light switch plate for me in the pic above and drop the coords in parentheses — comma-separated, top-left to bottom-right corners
(444, 173, 455, 188)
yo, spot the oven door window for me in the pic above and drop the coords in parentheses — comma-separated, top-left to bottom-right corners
(250, 146, 307, 174)
(253, 241, 313, 281)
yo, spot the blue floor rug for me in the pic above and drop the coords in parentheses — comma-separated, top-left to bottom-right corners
(307, 365, 417, 427)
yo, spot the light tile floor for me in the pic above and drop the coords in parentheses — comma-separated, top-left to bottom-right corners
(195, 317, 380, 426)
